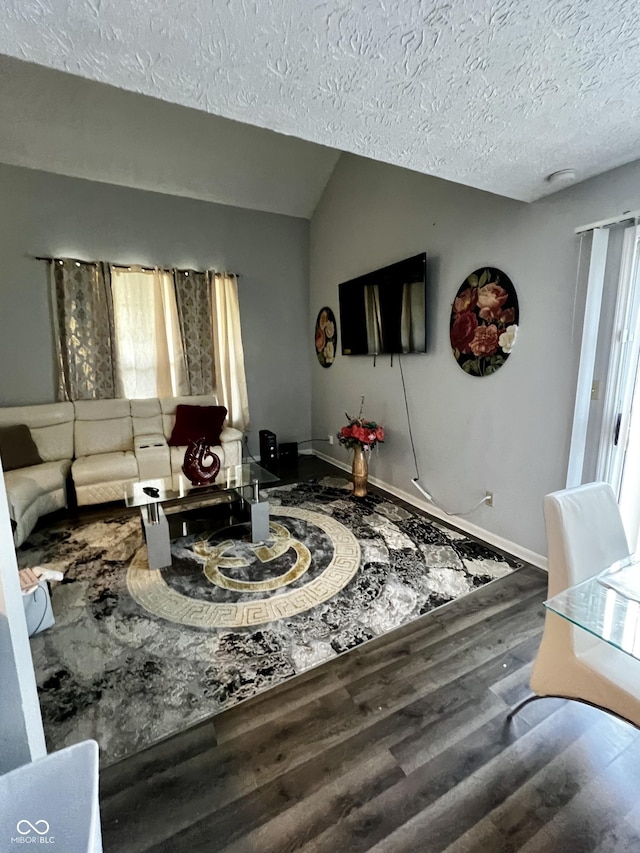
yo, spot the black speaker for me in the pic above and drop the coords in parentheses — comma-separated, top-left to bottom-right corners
(259, 429, 278, 472)
(279, 442, 298, 463)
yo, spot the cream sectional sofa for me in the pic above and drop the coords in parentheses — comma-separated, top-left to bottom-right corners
(0, 402, 75, 547)
(0, 395, 243, 546)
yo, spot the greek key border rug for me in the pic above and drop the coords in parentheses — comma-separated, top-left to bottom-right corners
(18, 477, 522, 764)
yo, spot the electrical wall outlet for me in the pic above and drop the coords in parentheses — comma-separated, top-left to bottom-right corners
(485, 491, 494, 507)
(328, 433, 334, 445)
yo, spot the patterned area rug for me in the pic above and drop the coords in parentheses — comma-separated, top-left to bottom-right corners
(18, 477, 522, 764)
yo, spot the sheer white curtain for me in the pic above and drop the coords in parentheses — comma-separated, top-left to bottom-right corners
(111, 267, 187, 399)
(211, 273, 250, 431)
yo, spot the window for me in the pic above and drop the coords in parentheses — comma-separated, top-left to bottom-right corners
(111, 267, 185, 399)
(51, 258, 249, 430)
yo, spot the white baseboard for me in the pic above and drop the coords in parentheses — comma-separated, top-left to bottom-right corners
(312, 449, 547, 571)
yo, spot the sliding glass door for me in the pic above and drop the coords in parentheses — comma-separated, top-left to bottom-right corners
(595, 225, 640, 552)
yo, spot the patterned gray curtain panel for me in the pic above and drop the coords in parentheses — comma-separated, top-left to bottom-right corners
(173, 270, 215, 396)
(52, 260, 118, 401)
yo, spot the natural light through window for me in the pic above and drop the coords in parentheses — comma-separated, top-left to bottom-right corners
(111, 267, 182, 399)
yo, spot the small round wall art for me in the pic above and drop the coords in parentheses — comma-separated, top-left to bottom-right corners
(450, 267, 519, 377)
(315, 306, 337, 368)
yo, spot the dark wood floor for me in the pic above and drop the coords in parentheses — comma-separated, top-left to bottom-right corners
(89, 456, 640, 851)
(98, 558, 640, 853)
(256, 450, 345, 486)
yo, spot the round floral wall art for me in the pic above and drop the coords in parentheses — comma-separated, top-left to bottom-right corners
(315, 306, 337, 368)
(450, 267, 519, 377)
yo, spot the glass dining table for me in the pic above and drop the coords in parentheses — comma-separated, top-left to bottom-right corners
(545, 556, 640, 660)
(507, 556, 640, 728)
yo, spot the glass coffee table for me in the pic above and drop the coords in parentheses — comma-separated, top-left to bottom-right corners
(125, 461, 279, 569)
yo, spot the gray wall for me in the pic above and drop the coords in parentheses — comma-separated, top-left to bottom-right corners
(0, 54, 340, 219)
(0, 163, 311, 451)
(310, 154, 640, 557)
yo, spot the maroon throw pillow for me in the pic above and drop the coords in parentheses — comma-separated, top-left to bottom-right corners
(168, 405, 228, 447)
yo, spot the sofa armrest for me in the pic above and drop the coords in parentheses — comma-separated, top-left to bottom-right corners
(220, 426, 243, 443)
(134, 434, 171, 480)
(219, 427, 242, 468)
(134, 433, 167, 451)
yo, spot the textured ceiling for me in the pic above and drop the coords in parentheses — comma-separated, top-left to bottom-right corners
(2, 0, 640, 202)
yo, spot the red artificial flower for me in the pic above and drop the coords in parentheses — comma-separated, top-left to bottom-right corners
(352, 425, 367, 442)
(337, 404, 384, 450)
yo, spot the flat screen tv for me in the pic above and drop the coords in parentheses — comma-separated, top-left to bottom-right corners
(338, 253, 427, 355)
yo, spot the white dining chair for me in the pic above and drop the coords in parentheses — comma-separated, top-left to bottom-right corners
(0, 740, 102, 851)
(510, 481, 640, 727)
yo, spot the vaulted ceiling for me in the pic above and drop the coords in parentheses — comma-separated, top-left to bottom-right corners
(0, 55, 339, 218)
(2, 0, 640, 216)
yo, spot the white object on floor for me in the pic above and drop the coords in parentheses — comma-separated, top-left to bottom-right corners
(0, 740, 102, 852)
(33, 566, 64, 582)
(21, 580, 55, 636)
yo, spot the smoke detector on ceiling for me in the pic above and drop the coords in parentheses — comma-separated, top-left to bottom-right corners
(546, 169, 577, 187)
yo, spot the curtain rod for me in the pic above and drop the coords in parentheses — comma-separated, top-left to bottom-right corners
(34, 256, 240, 277)
(575, 210, 640, 235)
